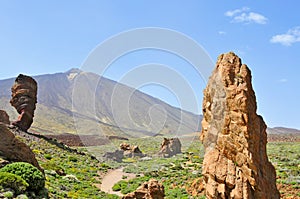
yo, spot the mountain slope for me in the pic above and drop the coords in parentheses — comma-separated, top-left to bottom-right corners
(0, 69, 201, 139)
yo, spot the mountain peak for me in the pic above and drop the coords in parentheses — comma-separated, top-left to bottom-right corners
(66, 68, 82, 74)
(66, 68, 82, 80)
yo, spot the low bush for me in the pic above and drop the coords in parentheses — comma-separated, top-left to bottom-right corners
(68, 156, 78, 162)
(0, 171, 28, 194)
(0, 162, 45, 191)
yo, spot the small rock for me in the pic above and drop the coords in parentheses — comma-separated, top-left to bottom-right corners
(63, 174, 80, 182)
(122, 179, 165, 199)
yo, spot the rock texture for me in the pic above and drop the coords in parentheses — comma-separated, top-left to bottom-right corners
(158, 137, 182, 158)
(122, 179, 165, 199)
(10, 74, 37, 131)
(0, 124, 43, 172)
(200, 52, 280, 198)
(0, 110, 10, 125)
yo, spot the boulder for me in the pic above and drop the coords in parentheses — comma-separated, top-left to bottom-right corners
(122, 179, 165, 199)
(0, 124, 43, 172)
(10, 74, 37, 131)
(200, 52, 280, 198)
(158, 138, 182, 157)
(120, 143, 145, 158)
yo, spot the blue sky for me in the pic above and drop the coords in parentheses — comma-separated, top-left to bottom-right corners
(0, 1, 299, 129)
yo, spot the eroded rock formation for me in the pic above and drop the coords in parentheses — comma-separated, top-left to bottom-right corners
(10, 74, 37, 131)
(103, 143, 146, 162)
(122, 179, 165, 199)
(158, 137, 182, 158)
(0, 124, 43, 172)
(120, 143, 145, 158)
(200, 52, 280, 198)
(0, 74, 42, 172)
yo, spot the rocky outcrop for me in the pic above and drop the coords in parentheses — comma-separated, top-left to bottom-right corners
(200, 52, 280, 198)
(120, 143, 145, 158)
(158, 138, 182, 158)
(0, 124, 43, 172)
(122, 179, 165, 199)
(10, 74, 37, 131)
(103, 143, 145, 162)
(0, 74, 42, 172)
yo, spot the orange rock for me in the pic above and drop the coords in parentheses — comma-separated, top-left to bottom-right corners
(0, 124, 43, 172)
(122, 179, 165, 199)
(200, 52, 280, 198)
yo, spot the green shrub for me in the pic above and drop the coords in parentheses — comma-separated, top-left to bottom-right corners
(3, 191, 14, 198)
(68, 156, 78, 162)
(0, 171, 28, 194)
(41, 160, 64, 173)
(112, 183, 121, 191)
(44, 154, 52, 160)
(0, 162, 45, 191)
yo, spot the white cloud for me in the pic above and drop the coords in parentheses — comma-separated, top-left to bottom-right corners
(225, 7, 249, 17)
(279, 78, 288, 83)
(270, 27, 300, 46)
(225, 8, 268, 24)
(218, 31, 226, 35)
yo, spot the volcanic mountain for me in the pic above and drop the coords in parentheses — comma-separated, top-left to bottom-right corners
(0, 69, 201, 139)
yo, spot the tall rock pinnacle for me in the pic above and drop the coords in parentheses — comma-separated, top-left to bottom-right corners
(200, 52, 280, 198)
(10, 74, 37, 131)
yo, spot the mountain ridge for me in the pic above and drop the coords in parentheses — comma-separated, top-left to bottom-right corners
(0, 69, 201, 139)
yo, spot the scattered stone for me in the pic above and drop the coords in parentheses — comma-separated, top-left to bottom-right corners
(10, 74, 37, 131)
(62, 174, 80, 182)
(122, 179, 165, 199)
(200, 52, 280, 198)
(140, 156, 152, 161)
(158, 138, 182, 158)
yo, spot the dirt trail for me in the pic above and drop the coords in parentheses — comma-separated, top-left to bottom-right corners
(100, 167, 136, 196)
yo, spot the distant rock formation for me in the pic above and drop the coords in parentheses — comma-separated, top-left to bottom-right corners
(200, 52, 280, 198)
(0, 124, 43, 172)
(10, 74, 37, 131)
(120, 143, 145, 158)
(122, 179, 165, 199)
(158, 137, 182, 158)
(103, 143, 145, 162)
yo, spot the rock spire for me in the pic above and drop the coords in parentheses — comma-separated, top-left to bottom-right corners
(201, 52, 280, 198)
